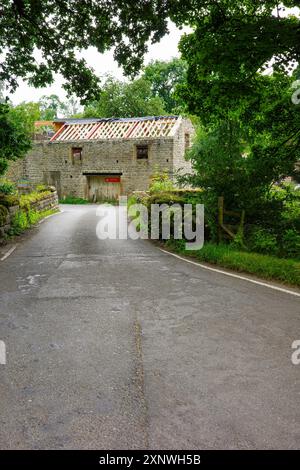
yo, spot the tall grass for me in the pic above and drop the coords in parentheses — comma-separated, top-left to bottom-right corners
(166, 240, 300, 287)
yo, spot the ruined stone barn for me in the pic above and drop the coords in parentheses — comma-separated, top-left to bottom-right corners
(9, 115, 194, 201)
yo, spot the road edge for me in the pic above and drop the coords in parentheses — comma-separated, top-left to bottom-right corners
(159, 247, 300, 298)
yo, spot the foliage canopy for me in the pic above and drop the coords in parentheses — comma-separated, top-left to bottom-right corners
(0, 103, 31, 175)
(1, 1, 299, 102)
(84, 76, 166, 118)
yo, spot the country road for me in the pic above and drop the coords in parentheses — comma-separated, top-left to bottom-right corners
(0, 204, 299, 449)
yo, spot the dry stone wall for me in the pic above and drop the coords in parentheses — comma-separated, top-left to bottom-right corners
(0, 190, 58, 242)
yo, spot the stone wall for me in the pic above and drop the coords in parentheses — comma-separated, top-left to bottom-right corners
(21, 138, 175, 198)
(5, 117, 194, 199)
(5, 158, 26, 183)
(27, 190, 59, 213)
(172, 118, 195, 176)
(0, 190, 58, 242)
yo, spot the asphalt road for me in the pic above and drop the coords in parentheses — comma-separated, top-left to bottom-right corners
(0, 204, 299, 449)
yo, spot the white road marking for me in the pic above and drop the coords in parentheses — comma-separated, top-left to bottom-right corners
(0, 245, 17, 261)
(159, 248, 300, 298)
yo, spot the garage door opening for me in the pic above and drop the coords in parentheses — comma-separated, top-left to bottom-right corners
(86, 175, 121, 202)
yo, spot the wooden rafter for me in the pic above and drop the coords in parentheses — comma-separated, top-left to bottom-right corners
(51, 117, 178, 142)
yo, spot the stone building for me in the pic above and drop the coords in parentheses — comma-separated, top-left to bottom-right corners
(7, 115, 194, 201)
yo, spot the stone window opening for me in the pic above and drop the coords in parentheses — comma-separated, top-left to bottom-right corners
(136, 144, 148, 160)
(71, 147, 82, 164)
(185, 133, 190, 150)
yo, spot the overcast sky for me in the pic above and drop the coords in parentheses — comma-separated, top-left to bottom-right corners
(9, 22, 188, 105)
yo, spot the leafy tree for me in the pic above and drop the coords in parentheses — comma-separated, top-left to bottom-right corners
(84, 76, 166, 118)
(183, 121, 248, 238)
(177, 1, 300, 119)
(176, 1, 300, 82)
(9, 101, 41, 133)
(0, 0, 170, 101)
(0, 81, 5, 102)
(63, 96, 82, 118)
(248, 74, 300, 183)
(142, 58, 187, 113)
(0, 103, 31, 175)
(176, 2, 300, 227)
(39, 95, 67, 120)
(182, 72, 300, 241)
(1, 1, 298, 103)
(183, 71, 300, 187)
(184, 73, 300, 184)
(11, 96, 82, 123)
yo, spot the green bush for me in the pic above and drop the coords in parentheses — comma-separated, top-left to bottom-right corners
(10, 208, 58, 235)
(35, 184, 49, 193)
(281, 195, 300, 232)
(134, 182, 300, 260)
(128, 195, 138, 208)
(149, 170, 175, 194)
(19, 190, 51, 209)
(251, 184, 300, 235)
(11, 210, 29, 233)
(281, 229, 300, 259)
(248, 227, 278, 255)
(128, 192, 149, 206)
(0, 179, 16, 195)
(27, 209, 41, 225)
(0, 194, 19, 207)
(0, 204, 9, 225)
(59, 196, 89, 204)
(0, 188, 55, 212)
(147, 192, 185, 206)
(243, 185, 300, 258)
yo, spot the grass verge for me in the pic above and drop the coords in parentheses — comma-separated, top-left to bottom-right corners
(165, 240, 300, 287)
(59, 196, 89, 204)
(9, 208, 59, 236)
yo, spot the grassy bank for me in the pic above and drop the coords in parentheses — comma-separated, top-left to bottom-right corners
(59, 196, 119, 205)
(128, 189, 300, 287)
(59, 196, 89, 204)
(166, 240, 300, 287)
(9, 208, 59, 236)
(1, 183, 59, 242)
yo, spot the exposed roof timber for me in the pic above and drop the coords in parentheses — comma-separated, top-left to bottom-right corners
(50, 116, 179, 142)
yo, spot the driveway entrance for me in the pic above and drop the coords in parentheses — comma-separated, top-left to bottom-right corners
(0, 204, 299, 449)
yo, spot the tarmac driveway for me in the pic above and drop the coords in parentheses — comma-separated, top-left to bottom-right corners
(0, 204, 299, 449)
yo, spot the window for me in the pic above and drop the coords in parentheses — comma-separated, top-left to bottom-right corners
(71, 147, 82, 163)
(136, 144, 148, 159)
(185, 133, 190, 150)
